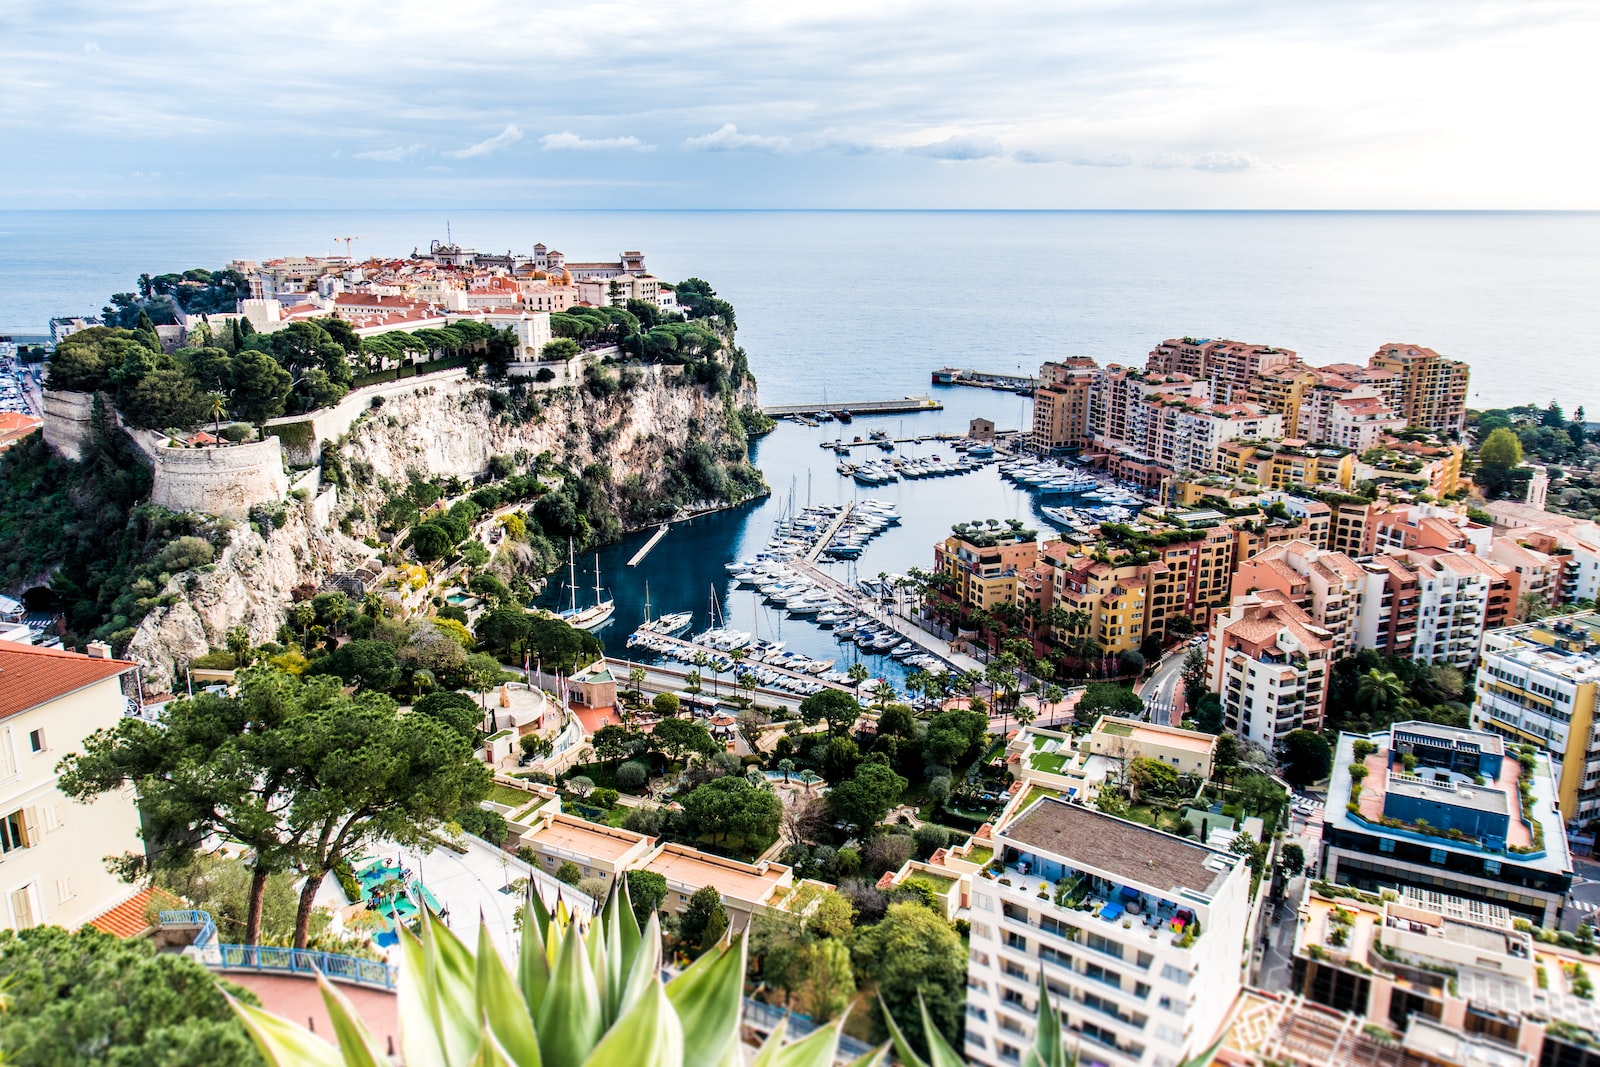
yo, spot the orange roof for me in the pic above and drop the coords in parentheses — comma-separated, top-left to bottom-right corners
(89, 887, 181, 939)
(0, 640, 136, 721)
(0, 412, 41, 433)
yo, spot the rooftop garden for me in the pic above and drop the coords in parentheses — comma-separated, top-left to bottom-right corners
(950, 518, 1038, 547)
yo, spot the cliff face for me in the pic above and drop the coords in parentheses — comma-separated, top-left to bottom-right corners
(334, 367, 761, 530)
(122, 365, 761, 694)
(124, 507, 371, 695)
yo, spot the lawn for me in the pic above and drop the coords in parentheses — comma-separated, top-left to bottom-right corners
(1017, 784, 1062, 811)
(967, 845, 994, 867)
(1030, 751, 1070, 774)
(488, 783, 535, 807)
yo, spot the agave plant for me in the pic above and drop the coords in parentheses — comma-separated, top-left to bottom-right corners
(229, 880, 1076, 1067)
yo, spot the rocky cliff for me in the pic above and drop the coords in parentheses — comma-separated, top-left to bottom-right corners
(122, 362, 761, 693)
(124, 506, 373, 695)
(332, 366, 762, 533)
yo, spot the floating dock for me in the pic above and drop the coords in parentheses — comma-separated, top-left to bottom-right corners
(802, 502, 854, 564)
(627, 523, 669, 567)
(762, 395, 944, 417)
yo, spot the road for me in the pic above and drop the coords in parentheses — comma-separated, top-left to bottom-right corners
(1139, 638, 1201, 726)
(1565, 867, 1600, 931)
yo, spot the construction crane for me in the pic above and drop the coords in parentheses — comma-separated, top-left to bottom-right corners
(333, 235, 374, 258)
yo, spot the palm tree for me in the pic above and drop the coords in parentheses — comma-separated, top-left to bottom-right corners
(777, 757, 795, 782)
(1043, 683, 1065, 726)
(871, 679, 899, 711)
(1356, 668, 1406, 721)
(847, 661, 870, 697)
(628, 665, 648, 703)
(685, 668, 702, 696)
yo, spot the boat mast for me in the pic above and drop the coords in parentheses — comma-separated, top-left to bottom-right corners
(644, 581, 651, 624)
(568, 539, 577, 614)
(594, 554, 603, 607)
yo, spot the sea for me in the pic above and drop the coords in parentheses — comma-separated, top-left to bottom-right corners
(3, 210, 1597, 684)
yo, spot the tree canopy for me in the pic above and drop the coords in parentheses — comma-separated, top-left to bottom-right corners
(851, 901, 965, 1052)
(0, 925, 262, 1067)
(1280, 729, 1334, 788)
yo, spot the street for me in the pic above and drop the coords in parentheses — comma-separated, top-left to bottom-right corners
(1139, 638, 1201, 726)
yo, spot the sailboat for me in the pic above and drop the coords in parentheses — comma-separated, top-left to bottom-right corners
(639, 582, 692, 636)
(559, 540, 615, 631)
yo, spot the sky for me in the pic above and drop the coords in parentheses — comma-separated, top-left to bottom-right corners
(3, 0, 1596, 209)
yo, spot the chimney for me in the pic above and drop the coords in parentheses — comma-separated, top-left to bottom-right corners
(85, 641, 113, 660)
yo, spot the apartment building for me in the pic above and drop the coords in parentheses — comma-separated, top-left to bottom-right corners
(1325, 396, 1407, 452)
(1320, 724, 1572, 927)
(1290, 885, 1600, 1067)
(1045, 551, 1155, 656)
(1146, 338, 1300, 403)
(1212, 440, 1355, 491)
(1368, 344, 1470, 437)
(964, 797, 1251, 1067)
(1030, 359, 1098, 454)
(1206, 591, 1333, 748)
(1473, 612, 1600, 824)
(515, 809, 655, 888)
(935, 528, 1041, 614)
(1232, 540, 1369, 660)
(1007, 719, 1220, 807)
(0, 641, 144, 932)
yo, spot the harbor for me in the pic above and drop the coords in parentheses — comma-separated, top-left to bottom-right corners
(536, 403, 1076, 697)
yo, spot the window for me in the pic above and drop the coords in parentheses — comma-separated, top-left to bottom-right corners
(0, 809, 29, 854)
(9, 884, 37, 929)
(1429, 848, 1447, 865)
(1379, 838, 1396, 853)
(27, 730, 44, 754)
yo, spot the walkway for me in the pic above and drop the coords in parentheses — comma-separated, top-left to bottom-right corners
(802, 503, 854, 564)
(790, 561, 983, 675)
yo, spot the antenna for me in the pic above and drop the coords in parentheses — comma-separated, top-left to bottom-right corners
(447, 220, 453, 247)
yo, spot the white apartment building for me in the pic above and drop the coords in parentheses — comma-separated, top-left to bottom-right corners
(1207, 591, 1332, 749)
(0, 641, 144, 931)
(965, 798, 1251, 1067)
(1403, 550, 1493, 670)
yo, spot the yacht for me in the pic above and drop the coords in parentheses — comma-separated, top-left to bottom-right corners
(558, 541, 615, 631)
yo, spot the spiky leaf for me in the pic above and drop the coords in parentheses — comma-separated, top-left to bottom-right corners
(664, 936, 746, 1067)
(580, 980, 683, 1067)
(427, 910, 488, 1065)
(477, 921, 543, 1067)
(316, 972, 389, 1067)
(228, 995, 346, 1067)
(400, 926, 451, 1067)
(917, 995, 966, 1067)
(535, 912, 604, 1067)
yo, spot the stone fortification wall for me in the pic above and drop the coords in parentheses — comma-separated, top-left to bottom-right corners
(149, 437, 289, 520)
(265, 368, 473, 465)
(41, 389, 97, 460)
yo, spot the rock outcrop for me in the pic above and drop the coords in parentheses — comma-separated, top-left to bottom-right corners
(124, 506, 372, 695)
(333, 367, 760, 531)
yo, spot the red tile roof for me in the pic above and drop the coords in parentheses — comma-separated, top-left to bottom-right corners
(89, 887, 181, 939)
(0, 640, 136, 721)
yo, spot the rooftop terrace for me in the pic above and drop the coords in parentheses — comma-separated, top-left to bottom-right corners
(1002, 797, 1238, 899)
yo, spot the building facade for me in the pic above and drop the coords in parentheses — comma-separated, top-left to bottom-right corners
(0, 641, 145, 932)
(965, 797, 1251, 1067)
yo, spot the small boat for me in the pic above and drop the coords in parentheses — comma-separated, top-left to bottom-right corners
(834, 410, 853, 423)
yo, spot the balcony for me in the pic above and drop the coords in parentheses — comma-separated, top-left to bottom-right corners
(986, 860, 1201, 950)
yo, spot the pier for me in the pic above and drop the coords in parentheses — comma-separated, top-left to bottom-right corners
(802, 502, 855, 564)
(930, 367, 1037, 394)
(788, 561, 985, 675)
(762, 395, 944, 417)
(627, 523, 669, 567)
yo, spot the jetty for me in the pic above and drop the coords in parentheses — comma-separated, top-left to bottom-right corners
(802, 503, 855, 564)
(788, 560, 985, 675)
(762, 395, 943, 417)
(930, 367, 1037, 394)
(627, 523, 669, 567)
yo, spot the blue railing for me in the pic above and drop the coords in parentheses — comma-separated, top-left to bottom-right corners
(216, 944, 397, 990)
(158, 909, 397, 991)
(159, 909, 216, 948)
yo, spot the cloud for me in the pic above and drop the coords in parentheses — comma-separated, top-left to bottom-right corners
(82, 41, 99, 52)
(445, 124, 524, 159)
(907, 135, 1006, 161)
(354, 143, 424, 162)
(682, 123, 790, 154)
(1150, 150, 1263, 172)
(540, 131, 655, 152)
(1189, 150, 1262, 172)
